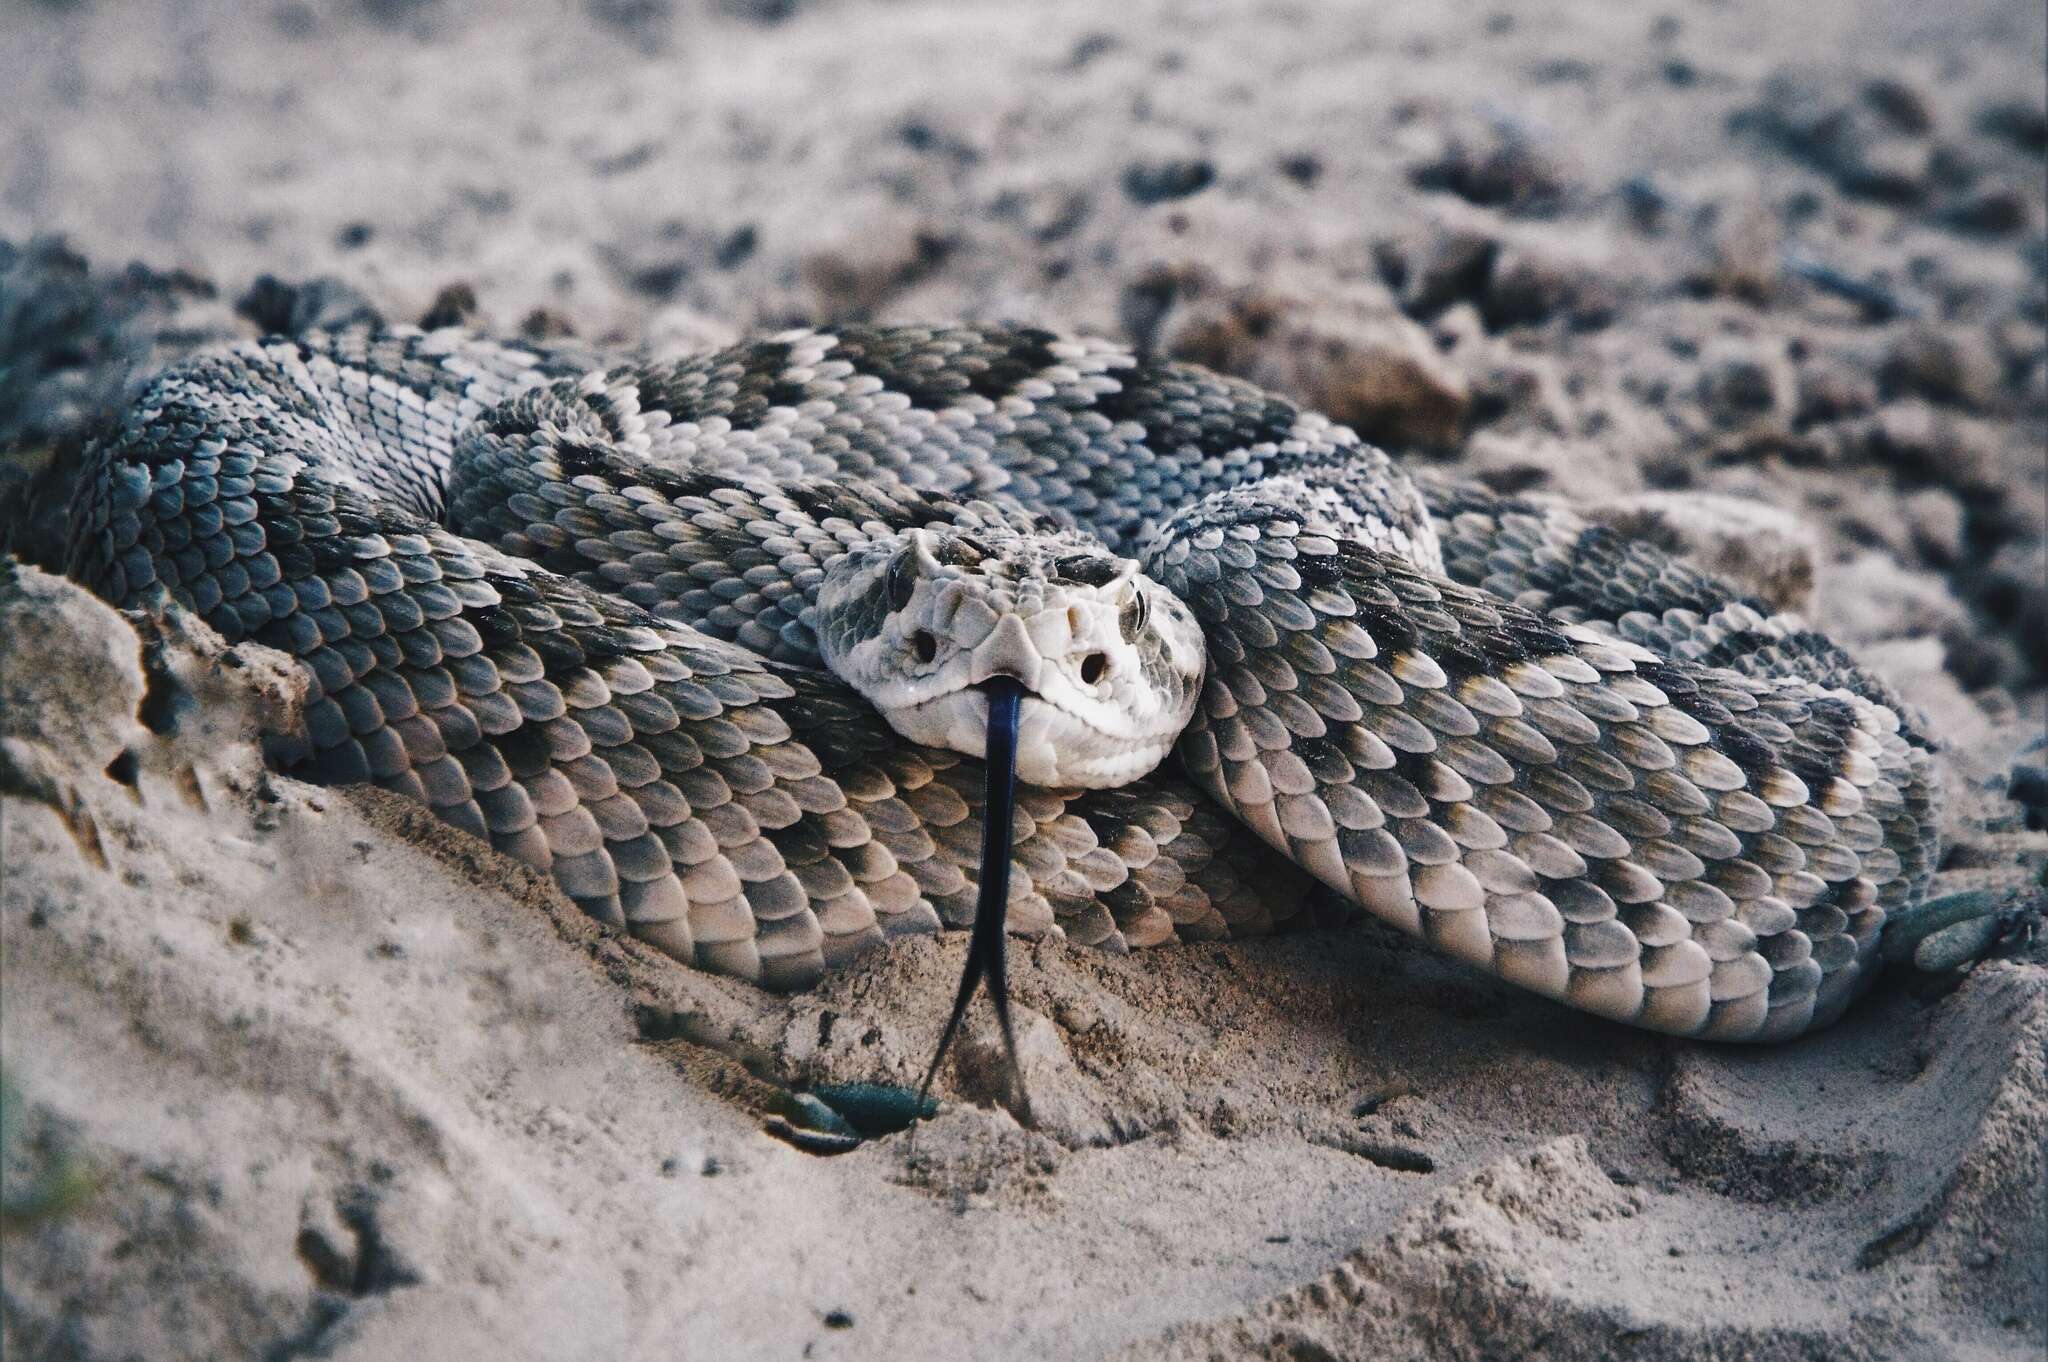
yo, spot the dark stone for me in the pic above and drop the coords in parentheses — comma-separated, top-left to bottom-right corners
(1407, 114, 1568, 215)
(1278, 153, 1323, 187)
(518, 308, 577, 341)
(1976, 100, 2048, 153)
(713, 224, 758, 270)
(418, 282, 478, 330)
(1123, 157, 1216, 205)
(626, 261, 688, 300)
(1941, 187, 2030, 237)
(236, 274, 382, 336)
(1069, 31, 1119, 68)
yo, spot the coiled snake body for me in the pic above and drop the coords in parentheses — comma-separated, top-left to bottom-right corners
(67, 324, 1949, 1045)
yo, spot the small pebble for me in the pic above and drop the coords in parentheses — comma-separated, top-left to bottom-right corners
(1123, 158, 1216, 205)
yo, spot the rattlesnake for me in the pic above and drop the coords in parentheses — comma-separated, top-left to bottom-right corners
(63, 322, 1994, 1057)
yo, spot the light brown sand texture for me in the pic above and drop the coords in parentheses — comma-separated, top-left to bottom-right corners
(1, 2, 2043, 1358)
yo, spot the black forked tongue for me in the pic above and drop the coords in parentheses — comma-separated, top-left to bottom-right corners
(917, 677, 1028, 1118)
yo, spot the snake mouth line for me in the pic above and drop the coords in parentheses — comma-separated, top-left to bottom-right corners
(895, 683, 1167, 759)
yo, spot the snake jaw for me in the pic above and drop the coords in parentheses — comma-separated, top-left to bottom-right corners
(887, 689, 1181, 788)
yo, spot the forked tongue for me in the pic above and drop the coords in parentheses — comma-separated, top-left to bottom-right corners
(916, 676, 1028, 1117)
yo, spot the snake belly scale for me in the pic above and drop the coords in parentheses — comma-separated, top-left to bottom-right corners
(65, 323, 1944, 1043)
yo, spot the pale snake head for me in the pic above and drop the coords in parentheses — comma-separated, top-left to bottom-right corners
(813, 526, 1205, 789)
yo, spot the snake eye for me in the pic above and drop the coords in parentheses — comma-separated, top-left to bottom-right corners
(1119, 589, 1150, 642)
(937, 535, 985, 568)
(911, 630, 938, 664)
(1080, 652, 1109, 685)
(887, 551, 919, 610)
(1058, 555, 1120, 587)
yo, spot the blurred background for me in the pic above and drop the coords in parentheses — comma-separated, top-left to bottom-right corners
(2, 0, 2044, 712)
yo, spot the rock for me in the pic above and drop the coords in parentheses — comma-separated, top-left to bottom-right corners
(1482, 242, 1620, 330)
(1976, 99, 2048, 154)
(1686, 190, 1784, 303)
(0, 564, 146, 774)
(1982, 538, 2048, 680)
(602, 223, 700, 303)
(1462, 346, 1577, 437)
(1427, 300, 1489, 358)
(1695, 338, 1797, 436)
(1853, 401, 2003, 491)
(418, 282, 479, 330)
(235, 273, 382, 335)
(1992, 317, 2047, 375)
(1116, 259, 1213, 351)
(1619, 173, 1670, 234)
(1158, 282, 1471, 451)
(1795, 355, 1880, 425)
(1458, 431, 1630, 500)
(0, 237, 232, 453)
(1745, 65, 1941, 203)
(896, 115, 984, 166)
(989, 179, 1092, 244)
(0, 244, 237, 573)
(1819, 550, 1971, 650)
(1879, 324, 2002, 409)
(1276, 153, 1323, 187)
(1901, 487, 1968, 566)
(1941, 185, 2032, 236)
(0, 566, 302, 892)
(517, 307, 577, 340)
(601, 217, 766, 303)
(1844, 135, 1937, 203)
(1584, 492, 1818, 613)
(1122, 157, 1216, 205)
(1862, 75, 1937, 135)
(360, 0, 440, 23)
(713, 0, 805, 25)
(588, 0, 676, 45)
(1404, 107, 1570, 215)
(2009, 766, 2048, 827)
(1383, 224, 1500, 319)
(800, 218, 955, 320)
(711, 223, 758, 268)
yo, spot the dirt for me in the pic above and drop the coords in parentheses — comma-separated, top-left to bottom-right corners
(1, 1, 2043, 1358)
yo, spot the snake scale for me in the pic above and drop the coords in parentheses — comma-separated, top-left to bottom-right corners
(64, 322, 1956, 1048)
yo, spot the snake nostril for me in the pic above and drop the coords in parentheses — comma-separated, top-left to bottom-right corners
(1080, 652, 1108, 685)
(911, 630, 939, 664)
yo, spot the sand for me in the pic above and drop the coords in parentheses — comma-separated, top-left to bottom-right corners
(1, 1, 2044, 1358)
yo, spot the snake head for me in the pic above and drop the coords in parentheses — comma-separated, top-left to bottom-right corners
(813, 526, 1204, 788)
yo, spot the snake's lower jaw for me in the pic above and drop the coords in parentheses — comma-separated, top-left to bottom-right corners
(880, 689, 1173, 789)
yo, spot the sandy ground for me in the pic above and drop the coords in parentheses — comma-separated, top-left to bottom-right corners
(1, 0, 2045, 1358)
